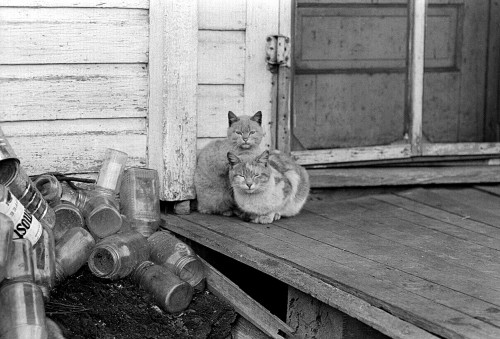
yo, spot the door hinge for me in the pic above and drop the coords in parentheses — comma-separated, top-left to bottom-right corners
(266, 35, 290, 73)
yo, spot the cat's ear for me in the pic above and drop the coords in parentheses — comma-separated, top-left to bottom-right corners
(227, 152, 241, 167)
(256, 150, 270, 167)
(228, 111, 239, 126)
(250, 111, 262, 125)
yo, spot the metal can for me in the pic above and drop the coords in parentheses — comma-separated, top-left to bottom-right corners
(0, 184, 43, 245)
(0, 158, 56, 229)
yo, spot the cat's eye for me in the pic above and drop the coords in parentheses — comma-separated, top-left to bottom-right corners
(235, 131, 242, 135)
(249, 131, 255, 135)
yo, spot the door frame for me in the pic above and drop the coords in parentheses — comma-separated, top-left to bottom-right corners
(276, 0, 500, 174)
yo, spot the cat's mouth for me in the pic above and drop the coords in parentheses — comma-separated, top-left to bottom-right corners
(240, 143, 251, 149)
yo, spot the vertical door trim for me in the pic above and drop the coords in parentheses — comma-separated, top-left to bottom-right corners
(245, 0, 279, 150)
(405, 0, 426, 156)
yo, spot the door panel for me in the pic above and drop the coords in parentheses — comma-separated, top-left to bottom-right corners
(292, 1, 489, 152)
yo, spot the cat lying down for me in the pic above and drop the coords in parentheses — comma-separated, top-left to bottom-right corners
(228, 150, 310, 224)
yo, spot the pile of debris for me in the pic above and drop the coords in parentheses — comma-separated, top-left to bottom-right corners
(0, 133, 207, 338)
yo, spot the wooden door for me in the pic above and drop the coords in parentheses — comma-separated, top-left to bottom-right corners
(290, 0, 500, 166)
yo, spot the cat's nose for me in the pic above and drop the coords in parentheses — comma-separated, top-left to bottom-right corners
(246, 183, 252, 189)
(242, 137, 248, 142)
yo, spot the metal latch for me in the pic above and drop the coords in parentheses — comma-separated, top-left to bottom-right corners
(266, 35, 290, 72)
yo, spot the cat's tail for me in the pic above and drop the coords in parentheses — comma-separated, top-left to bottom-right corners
(282, 166, 310, 217)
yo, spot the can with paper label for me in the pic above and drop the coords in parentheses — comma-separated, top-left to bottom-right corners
(0, 184, 42, 245)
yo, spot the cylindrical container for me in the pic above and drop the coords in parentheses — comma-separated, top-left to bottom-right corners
(55, 227, 95, 284)
(96, 148, 128, 193)
(0, 282, 48, 339)
(0, 126, 17, 160)
(0, 213, 14, 282)
(131, 261, 193, 313)
(88, 231, 149, 280)
(83, 190, 122, 239)
(52, 201, 85, 242)
(5, 238, 34, 283)
(0, 158, 56, 229)
(0, 184, 43, 245)
(60, 184, 92, 210)
(148, 231, 205, 288)
(33, 174, 62, 208)
(33, 225, 55, 300)
(120, 168, 161, 238)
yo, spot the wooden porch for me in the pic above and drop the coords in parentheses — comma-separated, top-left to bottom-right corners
(162, 185, 500, 339)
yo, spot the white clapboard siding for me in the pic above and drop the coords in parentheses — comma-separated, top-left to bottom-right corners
(0, 7, 148, 64)
(198, 30, 245, 84)
(1, 119, 146, 174)
(0, 0, 149, 8)
(197, 137, 225, 152)
(0, 64, 148, 121)
(197, 85, 244, 138)
(198, 0, 246, 30)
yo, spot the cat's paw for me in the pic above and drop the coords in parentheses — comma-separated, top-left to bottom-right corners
(273, 213, 281, 221)
(221, 210, 234, 217)
(252, 214, 274, 224)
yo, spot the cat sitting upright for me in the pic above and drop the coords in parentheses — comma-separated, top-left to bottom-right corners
(227, 149, 310, 224)
(194, 111, 264, 216)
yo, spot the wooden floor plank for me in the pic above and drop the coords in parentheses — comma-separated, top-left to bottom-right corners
(278, 209, 500, 299)
(396, 188, 500, 228)
(165, 212, 500, 339)
(304, 197, 500, 277)
(161, 214, 439, 339)
(372, 194, 500, 250)
(474, 184, 500, 196)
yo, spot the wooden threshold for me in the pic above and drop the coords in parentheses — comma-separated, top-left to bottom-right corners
(308, 165, 500, 188)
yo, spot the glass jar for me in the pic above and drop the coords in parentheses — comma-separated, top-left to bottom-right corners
(5, 238, 34, 283)
(0, 282, 48, 339)
(88, 231, 149, 280)
(131, 261, 193, 313)
(0, 213, 13, 282)
(120, 168, 161, 237)
(52, 201, 85, 242)
(33, 174, 62, 208)
(55, 227, 95, 284)
(32, 225, 55, 300)
(148, 231, 205, 288)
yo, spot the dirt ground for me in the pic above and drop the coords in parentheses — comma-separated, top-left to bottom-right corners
(47, 265, 237, 339)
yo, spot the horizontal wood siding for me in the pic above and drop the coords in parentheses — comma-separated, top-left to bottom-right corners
(197, 1, 246, 146)
(0, 64, 148, 121)
(0, 2, 148, 177)
(0, 8, 148, 64)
